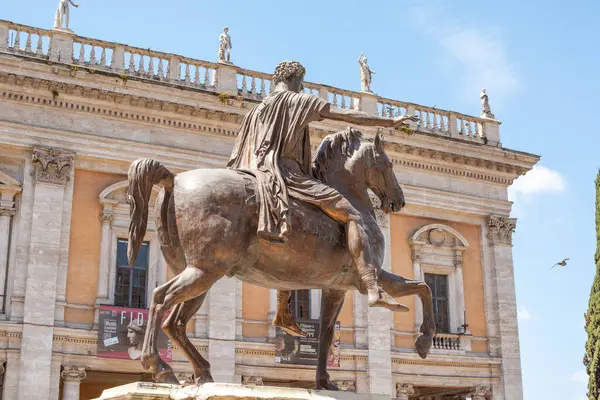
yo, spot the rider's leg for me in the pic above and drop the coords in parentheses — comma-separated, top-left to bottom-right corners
(314, 193, 404, 311)
(272, 290, 307, 337)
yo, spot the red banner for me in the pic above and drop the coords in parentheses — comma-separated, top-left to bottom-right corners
(96, 305, 173, 361)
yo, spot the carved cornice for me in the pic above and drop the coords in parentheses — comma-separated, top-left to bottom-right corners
(0, 72, 530, 186)
(61, 365, 87, 382)
(31, 147, 74, 186)
(396, 383, 415, 397)
(242, 376, 264, 386)
(487, 215, 516, 245)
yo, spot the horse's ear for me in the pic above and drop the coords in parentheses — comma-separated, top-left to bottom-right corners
(374, 132, 384, 150)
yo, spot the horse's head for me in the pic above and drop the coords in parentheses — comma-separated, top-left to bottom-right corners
(312, 128, 405, 214)
(364, 132, 405, 214)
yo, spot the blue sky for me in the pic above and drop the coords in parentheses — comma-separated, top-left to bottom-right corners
(3, 1, 599, 398)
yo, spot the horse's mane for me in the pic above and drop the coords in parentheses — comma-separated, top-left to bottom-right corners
(312, 127, 363, 184)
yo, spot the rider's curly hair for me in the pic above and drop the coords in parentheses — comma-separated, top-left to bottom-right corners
(272, 60, 306, 85)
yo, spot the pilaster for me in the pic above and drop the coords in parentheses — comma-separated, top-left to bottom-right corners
(208, 276, 237, 383)
(2, 351, 19, 400)
(359, 92, 379, 115)
(0, 20, 8, 52)
(49, 29, 74, 63)
(487, 215, 522, 400)
(366, 196, 393, 396)
(214, 63, 238, 95)
(17, 147, 74, 400)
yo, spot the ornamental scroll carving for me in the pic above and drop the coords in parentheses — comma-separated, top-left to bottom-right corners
(471, 385, 492, 399)
(31, 148, 74, 186)
(61, 365, 86, 382)
(333, 381, 356, 392)
(487, 215, 516, 245)
(369, 193, 388, 227)
(242, 376, 264, 386)
(396, 383, 415, 397)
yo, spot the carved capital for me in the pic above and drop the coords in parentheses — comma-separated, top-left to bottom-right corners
(333, 381, 356, 392)
(471, 385, 492, 399)
(487, 215, 516, 246)
(61, 365, 86, 382)
(396, 383, 415, 397)
(31, 147, 74, 186)
(0, 207, 15, 218)
(410, 247, 421, 262)
(99, 209, 113, 223)
(242, 376, 264, 386)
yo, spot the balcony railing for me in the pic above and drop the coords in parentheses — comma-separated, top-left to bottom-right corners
(0, 19, 500, 145)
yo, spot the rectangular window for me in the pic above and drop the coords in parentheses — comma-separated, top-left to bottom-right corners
(290, 290, 311, 320)
(425, 273, 450, 333)
(115, 239, 149, 309)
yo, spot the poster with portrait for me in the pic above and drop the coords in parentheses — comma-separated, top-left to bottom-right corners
(97, 305, 173, 361)
(274, 320, 340, 367)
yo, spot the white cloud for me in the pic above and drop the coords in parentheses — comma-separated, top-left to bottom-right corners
(571, 370, 589, 385)
(517, 306, 531, 321)
(508, 165, 566, 202)
(408, 5, 518, 101)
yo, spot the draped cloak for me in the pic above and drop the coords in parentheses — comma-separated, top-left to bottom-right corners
(227, 90, 332, 241)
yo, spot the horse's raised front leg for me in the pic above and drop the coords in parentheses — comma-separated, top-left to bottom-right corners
(379, 270, 436, 359)
(316, 289, 345, 391)
(162, 293, 214, 384)
(142, 265, 222, 383)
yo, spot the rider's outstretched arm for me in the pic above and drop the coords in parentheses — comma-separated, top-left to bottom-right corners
(320, 106, 417, 128)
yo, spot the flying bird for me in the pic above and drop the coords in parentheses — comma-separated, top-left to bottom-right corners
(550, 258, 569, 270)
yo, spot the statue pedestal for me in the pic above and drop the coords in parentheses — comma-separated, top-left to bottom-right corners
(93, 382, 391, 400)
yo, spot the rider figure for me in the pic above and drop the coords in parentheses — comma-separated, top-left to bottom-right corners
(227, 61, 417, 336)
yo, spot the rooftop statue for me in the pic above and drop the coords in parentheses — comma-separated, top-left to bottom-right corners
(53, 0, 79, 31)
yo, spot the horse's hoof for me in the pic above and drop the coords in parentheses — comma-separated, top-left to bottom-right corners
(194, 373, 214, 384)
(155, 370, 180, 384)
(141, 353, 158, 371)
(316, 379, 339, 391)
(415, 334, 433, 359)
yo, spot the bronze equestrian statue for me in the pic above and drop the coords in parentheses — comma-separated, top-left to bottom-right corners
(126, 60, 436, 390)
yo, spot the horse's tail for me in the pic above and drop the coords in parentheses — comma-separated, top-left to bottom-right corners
(127, 158, 174, 266)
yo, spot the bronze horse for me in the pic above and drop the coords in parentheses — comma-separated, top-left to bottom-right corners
(126, 128, 436, 389)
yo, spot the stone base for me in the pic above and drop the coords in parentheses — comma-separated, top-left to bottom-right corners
(94, 382, 390, 400)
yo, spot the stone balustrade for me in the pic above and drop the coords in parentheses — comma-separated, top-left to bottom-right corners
(378, 98, 489, 143)
(432, 333, 462, 351)
(0, 19, 501, 145)
(73, 37, 115, 68)
(236, 68, 273, 99)
(3, 22, 52, 58)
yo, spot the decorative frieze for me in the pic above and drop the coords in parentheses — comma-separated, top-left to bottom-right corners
(31, 147, 74, 186)
(0, 73, 532, 185)
(487, 215, 516, 245)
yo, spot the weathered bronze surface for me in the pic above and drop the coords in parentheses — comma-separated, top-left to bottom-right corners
(126, 61, 435, 390)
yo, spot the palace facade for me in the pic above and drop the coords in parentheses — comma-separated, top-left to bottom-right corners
(0, 18, 538, 400)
